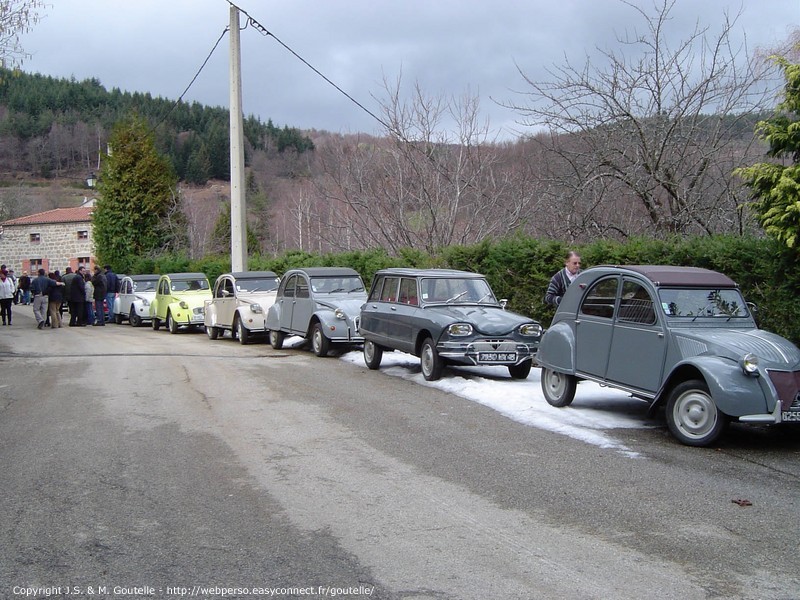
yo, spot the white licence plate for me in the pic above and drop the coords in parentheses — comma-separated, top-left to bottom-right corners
(478, 352, 517, 363)
(781, 411, 800, 422)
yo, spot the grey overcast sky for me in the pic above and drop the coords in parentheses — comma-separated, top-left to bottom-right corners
(18, 0, 799, 140)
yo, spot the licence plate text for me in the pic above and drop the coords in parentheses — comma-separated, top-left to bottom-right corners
(478, 352, 517, 363)
(781, 411, 800, 422)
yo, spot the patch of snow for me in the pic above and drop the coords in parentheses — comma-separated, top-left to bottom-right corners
(341, 350, 652, 458)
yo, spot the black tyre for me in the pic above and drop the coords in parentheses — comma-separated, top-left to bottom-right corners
(115, 313, 124, 324)
(152, 317, 160, 331)
(235, 316, 250, 345)
(363, 340, 383, 370)
(206, 324, 219, 340)
(508, 361, 532, 380)
(269, 329, 285, 350)
(420, 337, 444, 381)
(311, 322, 330, 357)
(540, 367, 577, 407)
(130, 308, 142, 327)
(666, 379, 726, 447)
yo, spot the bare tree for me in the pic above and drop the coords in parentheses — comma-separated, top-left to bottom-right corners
(0, 0, 46, 68)
(502, 0, 779, 240)
(314, 79, 540, 253)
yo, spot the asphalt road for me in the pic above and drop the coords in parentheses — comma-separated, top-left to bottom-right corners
(1, 308, 799, 600)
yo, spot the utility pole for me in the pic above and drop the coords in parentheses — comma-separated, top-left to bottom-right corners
(229, 5, 247, 272)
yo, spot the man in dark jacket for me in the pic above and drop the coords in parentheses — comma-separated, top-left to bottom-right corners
(68, 266, 87, 326)
(61, 267, 77, 321)
(30, 268, 63, 329)
(544, 251, 582, 307)
(104, 265, 120, 323)
(17, 271, 31, 305)
(91, 266, 107, 326)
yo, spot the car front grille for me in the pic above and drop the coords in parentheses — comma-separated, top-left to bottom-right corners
(767, 369, 800, 411)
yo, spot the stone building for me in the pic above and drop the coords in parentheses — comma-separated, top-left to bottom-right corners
(0, 202, 96, 275)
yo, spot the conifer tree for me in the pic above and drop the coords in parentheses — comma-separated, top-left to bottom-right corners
(736, 57, 800, 249)
(92, 115, 181, 270)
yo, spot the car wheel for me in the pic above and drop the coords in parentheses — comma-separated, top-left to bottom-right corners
(130, 308, 141, 327)
(235, 316, 250, 345)
(541, 367, 577, 407)
(152, 317, 160, 331)
(666, 380, 726, 447)
(206, 325, 219, 340)
(269, 329, 285, 350)
(420, 337, 444, 381)
(115, 313, 124, 324)
(508, 361, 532, 380)
(311, 322, 330, 357)
(167, 311, 179, 334)
(363, 340, 383, 370)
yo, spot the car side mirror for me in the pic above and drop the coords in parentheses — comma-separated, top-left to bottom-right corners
(500, 298, 508, 309)
(747, 301, 757, 314)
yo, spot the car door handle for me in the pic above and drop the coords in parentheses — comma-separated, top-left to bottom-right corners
(390, 306, 397, 311)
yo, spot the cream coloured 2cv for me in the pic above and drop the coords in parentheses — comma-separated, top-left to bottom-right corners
(204, 271, 280, 344)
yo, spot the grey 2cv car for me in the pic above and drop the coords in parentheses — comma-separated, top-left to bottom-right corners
(536, 265, 800, 446)
(265, 267, 367, 356)
(359, 268, 543, 381)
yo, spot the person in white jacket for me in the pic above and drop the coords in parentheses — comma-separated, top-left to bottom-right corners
(0, 269, 16, 325)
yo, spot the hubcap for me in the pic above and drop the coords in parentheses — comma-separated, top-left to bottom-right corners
(544, 370, 565, 398)
(675, 391, 716, 438)
(421, 345, 433, 375)
(313, 329, 322, 351)
(365, 341, 374, 361)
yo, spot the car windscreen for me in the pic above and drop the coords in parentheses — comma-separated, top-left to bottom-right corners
(420, 277, 496, 304)
(170, 279, 209, 292)
(133, 279, 158, 292)
(236, 278, 279, 293)
(310, 276, 364, 294)
(658, 288, 749, 318)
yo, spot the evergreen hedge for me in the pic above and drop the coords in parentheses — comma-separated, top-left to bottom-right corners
(130, 235, 800, 346)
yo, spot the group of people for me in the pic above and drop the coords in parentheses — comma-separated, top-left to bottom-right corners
(0, 264, 120, 329)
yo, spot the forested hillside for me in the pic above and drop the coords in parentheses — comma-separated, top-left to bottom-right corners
(0, 68, 313, 183)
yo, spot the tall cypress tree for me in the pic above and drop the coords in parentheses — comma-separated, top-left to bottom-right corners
(92, 115, 180, 271)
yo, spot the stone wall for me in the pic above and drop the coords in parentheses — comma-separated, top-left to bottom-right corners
(0, 220, 95, 274)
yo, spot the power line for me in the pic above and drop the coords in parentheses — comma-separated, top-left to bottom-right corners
(224, 0, 393, 134)
(223, 0, 495, 206)
(155, 25, 230, 130)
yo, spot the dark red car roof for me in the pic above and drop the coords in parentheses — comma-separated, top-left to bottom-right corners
(602, 265, 738, 288)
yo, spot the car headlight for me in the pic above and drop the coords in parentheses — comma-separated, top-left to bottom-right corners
(740, 353, 760, 376)
(140, 298, 149, 306)
(179, 301, 188, 309)
(250, 303, 263, 314)
(519, 323, 543, 337)
(334, 308, 346, 320)
(447, 323, 473, 336)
